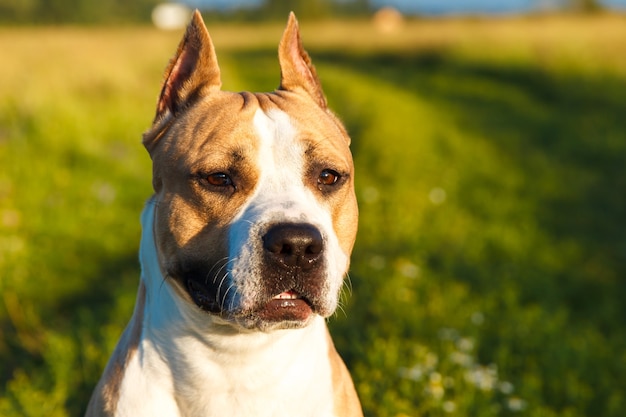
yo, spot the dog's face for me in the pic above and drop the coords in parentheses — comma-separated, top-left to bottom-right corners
(142, 12, 358, 331)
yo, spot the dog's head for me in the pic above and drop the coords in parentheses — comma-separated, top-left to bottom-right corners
(142, 11, 358, 331)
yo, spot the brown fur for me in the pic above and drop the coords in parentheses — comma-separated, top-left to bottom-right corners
(87, 10, 362, 416)
(327, 330, 364, 417)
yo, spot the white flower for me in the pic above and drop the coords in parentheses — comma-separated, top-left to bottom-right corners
(438, 327, 459, 341)
(424, 352, 439, 370)
(465, 364, 498, 392)
(369, 255, 386, 270)
(507, 397, 527, 412)
(396, 259, 420, 278)
(429, 372, 442, 383)
(398, 366, 423, 381)
(450, 351, 474, 368)
(442, 401, 457, 413)
(456, 337, 475, 352)
(429, 187, 447, 205)
(498, 381, 515, 395)
(471, 311, 485, 325)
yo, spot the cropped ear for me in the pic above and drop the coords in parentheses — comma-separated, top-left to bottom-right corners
(155, 9, 221, 122)
(278, 12, 327, 109)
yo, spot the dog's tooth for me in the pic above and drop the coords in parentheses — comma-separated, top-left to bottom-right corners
(273, 291, 301, 300)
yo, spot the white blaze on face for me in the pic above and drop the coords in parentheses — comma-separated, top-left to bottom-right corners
(253, 108, 305, 198)
(227, 108, 348, 314)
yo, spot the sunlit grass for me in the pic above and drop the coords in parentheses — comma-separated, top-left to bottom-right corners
(1, 14, 625, 416)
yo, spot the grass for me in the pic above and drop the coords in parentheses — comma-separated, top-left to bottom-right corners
(1, 14, 626, 416)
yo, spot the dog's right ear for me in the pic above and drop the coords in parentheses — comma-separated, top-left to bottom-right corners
(154, 10, 221, 123)
(278, 12, 327, 109)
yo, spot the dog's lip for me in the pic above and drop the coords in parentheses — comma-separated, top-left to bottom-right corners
(257, 290, 313, 323)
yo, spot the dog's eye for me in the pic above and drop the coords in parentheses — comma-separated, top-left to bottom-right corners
(318, 169, 340, 187)
(205, 173, 232, 187)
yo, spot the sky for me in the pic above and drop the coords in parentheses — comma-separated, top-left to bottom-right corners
(382, 0, 626, 14)
(374, 0, 550, 14)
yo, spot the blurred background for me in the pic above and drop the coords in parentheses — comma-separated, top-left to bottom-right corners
(1, 0, 626, 23)
(1, 1, 625, 416)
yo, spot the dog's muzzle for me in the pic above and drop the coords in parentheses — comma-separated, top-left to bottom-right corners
(256, 223, 325, 323)
(184, 222, 332, 328)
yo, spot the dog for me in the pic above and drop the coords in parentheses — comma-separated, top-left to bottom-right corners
(85, 10, 362, 417)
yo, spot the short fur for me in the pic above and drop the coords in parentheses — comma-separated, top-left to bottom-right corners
(86, 10, 362, 417)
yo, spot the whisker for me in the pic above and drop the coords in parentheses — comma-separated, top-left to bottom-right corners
(205, 257, 231, 285)
(335, 302, 348, 319)
(221, 282, 236, 311)
(228, 291, 237, 312)
(204, 256, 230, 283)
(332, 278, 352, 319)
(343, 272, 354, 297)
(215, 273, 230, 305)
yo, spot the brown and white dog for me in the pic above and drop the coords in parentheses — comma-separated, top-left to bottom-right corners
(85, 10, 362, 417)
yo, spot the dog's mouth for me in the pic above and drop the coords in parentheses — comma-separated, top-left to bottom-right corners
(186, 278, 315, 325)
(257, 290, 314, 323)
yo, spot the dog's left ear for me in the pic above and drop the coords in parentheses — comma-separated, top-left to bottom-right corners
(278, 12, 327, 109)
(154, 9, 221, 122)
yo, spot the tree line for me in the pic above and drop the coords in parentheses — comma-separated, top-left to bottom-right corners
(0, 0, 161, 24)
(0, 0, 373, 25)
(0, 0, 605, 26)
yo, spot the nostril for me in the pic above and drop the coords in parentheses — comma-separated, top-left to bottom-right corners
(278, 243, 294, 255)
(263, 223, 324, 269)
(306, 240, 323, 255)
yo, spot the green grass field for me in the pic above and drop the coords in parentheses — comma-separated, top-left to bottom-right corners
(1, 14, 626, 416)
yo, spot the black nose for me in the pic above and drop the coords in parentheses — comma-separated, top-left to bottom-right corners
(263, 223, 324, 270)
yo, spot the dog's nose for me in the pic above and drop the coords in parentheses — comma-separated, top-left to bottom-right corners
(263, 223, 323, 270)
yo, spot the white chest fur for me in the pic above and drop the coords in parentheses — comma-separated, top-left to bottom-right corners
(111, 202, 338, 417)
(116, 318, 337, 417)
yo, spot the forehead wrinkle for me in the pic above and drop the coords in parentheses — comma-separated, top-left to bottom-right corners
(303, 135, 352, 171)
(180, 105, 260, 170)
(304, 135, 340, 155)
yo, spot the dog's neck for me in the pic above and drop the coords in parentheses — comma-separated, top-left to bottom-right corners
(132, 198, 336, 415)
